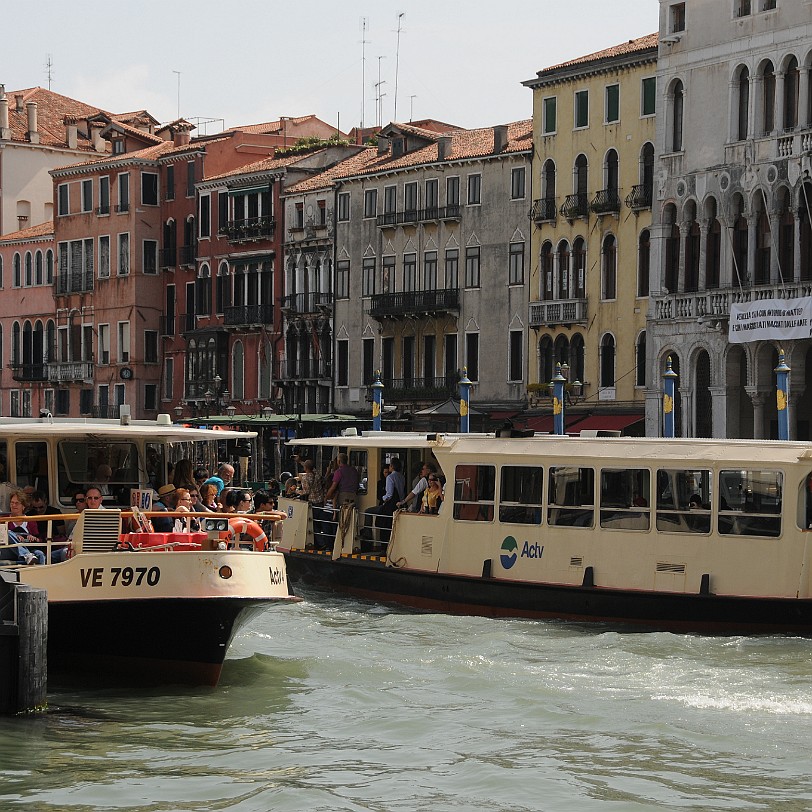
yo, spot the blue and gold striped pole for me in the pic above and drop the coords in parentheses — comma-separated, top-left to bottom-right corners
(775, 348, 790, 441)
(371, 370, 384, 432)
(552, 363, 566, 436)
(663, 356, 678, 438)
(459, 367, 472, 433)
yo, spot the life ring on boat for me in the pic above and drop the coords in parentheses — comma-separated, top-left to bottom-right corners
(227, 517, 269, 551)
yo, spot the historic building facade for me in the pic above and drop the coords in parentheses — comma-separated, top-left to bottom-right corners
(647, 0, 812, 439)
(523, 34, 658, 433)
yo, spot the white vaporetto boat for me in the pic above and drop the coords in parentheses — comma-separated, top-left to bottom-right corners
(0, 414, 297, 686)
(278, 430, 812, 634)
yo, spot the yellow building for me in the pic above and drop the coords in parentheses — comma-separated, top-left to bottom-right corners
(523, 34, 657, 433)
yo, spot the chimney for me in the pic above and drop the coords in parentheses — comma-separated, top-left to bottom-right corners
(437, 136, 452, 161)
(493, 125, 508, 153)
(90, 121, 105, 152)
(0, 92, 9, 141)
(15, 94, 23, 113)
(174, 127, 191, 146)
(377, 135, 390, 156)
(26, 101, 39, 144)
(64, 115, 78, 149)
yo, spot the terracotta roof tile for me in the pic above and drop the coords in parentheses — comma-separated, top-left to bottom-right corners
(204, 151, 316, 183)
(0, 220, 54, 244)
(530, 33, 658, 80)
(226, 114, 317, 135)
(283, 148, 380, 193)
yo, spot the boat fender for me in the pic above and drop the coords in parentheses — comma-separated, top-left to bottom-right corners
(227, 517, 269, 551)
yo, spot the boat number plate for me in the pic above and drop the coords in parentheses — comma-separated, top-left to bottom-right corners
(80, 566, 161, 588)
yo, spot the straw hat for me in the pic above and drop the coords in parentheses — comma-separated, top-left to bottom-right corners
(157, 484, 176, 498)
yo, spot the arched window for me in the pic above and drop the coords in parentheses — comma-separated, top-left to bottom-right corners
(554, 334, 569, 368)
(45, 250, 53, 284)
(600, 334, 615, 388)
(216, 261, 230, 314)
(22, 321, 33, 365)
(13, 253, 21, 288)
(570, 334, 585, 384)
(0, 255, 3, 289)
(539, 336, 553, 386)
(664, 204, 680, 293)
(732, 194, 748, 285)
(556, 240, 569, 298)
(35, 251, 43, 285)
(695, 350, 712, 438)
(196, 263, 212, 316)
(761, 61, 775, 134)
(259, 339, 272, 399)
(24, 252, 32, 287)
(11, 321, 20, 365)
(672, 80, 684, 152)
(636, 331, 647, 387)
(777, 188, 794, 281)
(46, 321, 55, 363)
(784, 56, 799, 131)
(736, 66, 750, 140)
(705, 198, 722, 289)
(601, 234, 616, 300)
(541, 241, 554, 300)
(684, 203, 700, 292)
(232, 340, 245, 400)
(575, 154, 588, 212)
(572, 237, 586, 298)
(638, 229, 651, 298)
(801, 183, 812, 281)
(605, 149, 619, 194)
(542, 159, 556, 209)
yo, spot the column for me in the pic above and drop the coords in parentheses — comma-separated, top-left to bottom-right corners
(794, 210, 802, 283)
(746, 388, 768, 440)
(698, 218, 710, 290)
(776, 71, 786, 135)
(769, 210, 782, 283)
(708, 386, 728, 439)
(799, 67, 811, 130)
(747, 215, 757, 285)
(678, 221, 690, 293)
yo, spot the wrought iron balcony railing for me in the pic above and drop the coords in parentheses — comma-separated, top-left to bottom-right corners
(159, 248, 176, 269)
(372, 375, 460, 402)
(530, 197, 557, 222)
(625, 184, 652, 210)
(225, 216, 275, 243)
(223, 303, 274, 327)
(375, 205, 461, 228)
(590, 188, 621, 214)
(529, 298, 588, 327)
(91, 405, 120, 419)
(367, 288, 460, 319)
(281, 292, 333, 314)
(10, 363, 47, 382)
(560, 193, 589, 219)
(179, 245, 196, 266)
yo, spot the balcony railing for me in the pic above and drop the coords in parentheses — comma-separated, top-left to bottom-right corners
(161, 315, 175, 336)
(10, 363, 47, 382)
(625, 184, 653, 211)
(277, 359, 333, 381)
(47, 361, 94, 382)
(529, 298, 588, 327)
(225, 216, 275, 243)
(55, 272, 93, 295)
(375, 205, 461, 228)
(530, 197, 557, 222)
(368, 288, 460, 319)
(281, 292, 333, 313)
(223, 303, 274, 327)
(159, 248, 176, 269)
(560, 193, 589, 219)
(373, 375, 460, 402)
(179, 245, 196, 266)
(590, 188, 621, 214)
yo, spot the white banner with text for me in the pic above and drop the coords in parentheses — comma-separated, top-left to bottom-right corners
(729, 297, 812, 343)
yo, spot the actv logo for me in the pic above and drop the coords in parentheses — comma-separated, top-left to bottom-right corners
(500, 536, 544, 569)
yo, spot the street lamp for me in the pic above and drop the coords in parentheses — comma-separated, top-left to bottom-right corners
(174, 401, 185, 419)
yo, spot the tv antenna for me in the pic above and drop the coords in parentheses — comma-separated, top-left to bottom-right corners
(172, 70, 181, 119)
(360, 17, 369, 128)
(394, 12, 405, 121)
(45, 55, 54, 90)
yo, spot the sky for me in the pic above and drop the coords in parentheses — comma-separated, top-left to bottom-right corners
(6, 1, 660, 135)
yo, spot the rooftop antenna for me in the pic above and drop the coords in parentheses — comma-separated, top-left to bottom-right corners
(394, 12, 405, 121)
(409, 94, 417, 122)
(360, 17, 369, 129)
(45, 54, 54, 90)
(376, 55, 386, 127)
(172, 70, 181, 119)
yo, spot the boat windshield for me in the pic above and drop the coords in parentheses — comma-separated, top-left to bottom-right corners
(57, 440, 140, 505)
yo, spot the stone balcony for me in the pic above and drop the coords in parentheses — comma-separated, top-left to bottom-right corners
(529, 298, 588, 327)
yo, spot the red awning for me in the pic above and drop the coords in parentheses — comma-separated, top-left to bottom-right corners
(519, 414, 581, 433)
(566, 414, 645, 434)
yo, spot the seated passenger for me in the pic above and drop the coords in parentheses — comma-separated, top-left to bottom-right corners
(5, 490, 44, 564)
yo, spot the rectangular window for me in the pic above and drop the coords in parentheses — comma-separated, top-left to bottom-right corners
(98, 324, 110, 365)
(403, 253, 417, 292)
(444, 334, 457, 380)
(199, 194, 211, 238)
(467, 174, 481, 205)
(117, 322, 130, 363)
(337, 339, 349, 386)
(656, 468, 711, 533)
(141, 172, 158, 206)
(10, 391, 20, 418)
(509, 330, 523, 382)
(605, 84, 620, 123)
(364, 189, 378, 218)
(500, 466, 543, 525)
(118, 233, 130, 275)
(165, 165, 175, 201)
(143, 239, 158, 274)
(144, 330, 158, 363)
(144, 384, 157, 412)
(718, 469, 782, 537)
(574, 90, 589, 128)
(510, 167, 526, 200)
(424, 251, 438, 290)
(600, 469, 650, 530)
(118, 173, 129, 212)
(465, 332, 479, 381)
(509, 242, 525, 285)
(217, 191, 228, 233)
(362, 257, 376, 297)
(446, 176, 460, 207)
(317, 199, 326, 225)
(81, 179, 93, 212)
(99, 176, 110, 214)
(384, 186, 397, 214)
(543, 97, 557, 134)
(336, 260, 350, 299)
(425, 179, 439, 210)
(453, 464, 496, 522)
(80, 389, 93, 415)
(338, 192, 350, 221)
(362, 337, 375, 386)
(423, 334, 436, 382)
(382, 255, 395, 294)
(82, 324, 93, 362)
(641, 77, 657, 116)
(164, 357, 174, 401)
(548, 466, 594, 527)
(186, 161, 196, 196)
(58, 183, 69, 216)
(99, 235, 110, 278)
(465, 246, 480, 288)
(671, 2, 686, 32)
(404, 182, 418, 213)
(735, 0, 751, 16)
(445, 248, 459, 288)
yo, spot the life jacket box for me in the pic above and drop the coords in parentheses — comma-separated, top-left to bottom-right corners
(123, 532, 171, 548)
(123, 531, 207, 549)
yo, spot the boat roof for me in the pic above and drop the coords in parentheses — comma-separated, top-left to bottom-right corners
(0, 415, 256, 441)
(290, 431, 812, 466)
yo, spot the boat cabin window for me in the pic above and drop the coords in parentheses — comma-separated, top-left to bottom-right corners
(600, 468, 650, 530)
(500, 465, 543, 525)
(14, 441, 49, 498)
(57, 440, 141, 505)
(800, 473, 812, 530)
(717, 469, 782, 537)
(453, 464, 495, 521)
(656, 468, 711, 533)
(547, 466, 594, 527)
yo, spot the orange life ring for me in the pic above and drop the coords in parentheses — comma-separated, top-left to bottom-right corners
(228, 517, 269, 551)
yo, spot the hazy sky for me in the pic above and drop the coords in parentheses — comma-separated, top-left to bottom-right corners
(6, 1, 660, 134)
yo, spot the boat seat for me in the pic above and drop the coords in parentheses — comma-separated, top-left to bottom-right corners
(72, 509, 123, 554)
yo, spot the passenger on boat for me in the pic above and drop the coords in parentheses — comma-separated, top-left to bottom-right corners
(193, 467, 210, 489)
(3, 490, 45, 565)
(398, 462, 438, 512)
(151, 484, 175, 532)
(27, 490, 67, 541)
(172, 459, 197, 491)
(173, 488, 199, 532)
(420, 475, 444, 514)
(364, 458, 406, 543)
(203, 463, 235, 497)
(199, 483, 219, 511)
(94, 464, 113, 495)
(298, 459, 332, 550)
(325, 453, 360, 508)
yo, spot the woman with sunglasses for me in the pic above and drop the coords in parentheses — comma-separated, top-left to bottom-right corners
(420, 476, 444, 515)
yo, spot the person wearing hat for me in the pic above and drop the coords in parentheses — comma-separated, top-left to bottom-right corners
(152, 484, 175, 532)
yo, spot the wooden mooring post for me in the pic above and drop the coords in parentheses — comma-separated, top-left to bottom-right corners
(0, 574, 47, 714)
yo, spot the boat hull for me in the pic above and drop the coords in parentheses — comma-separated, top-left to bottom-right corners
(283, 549, 812, 635)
